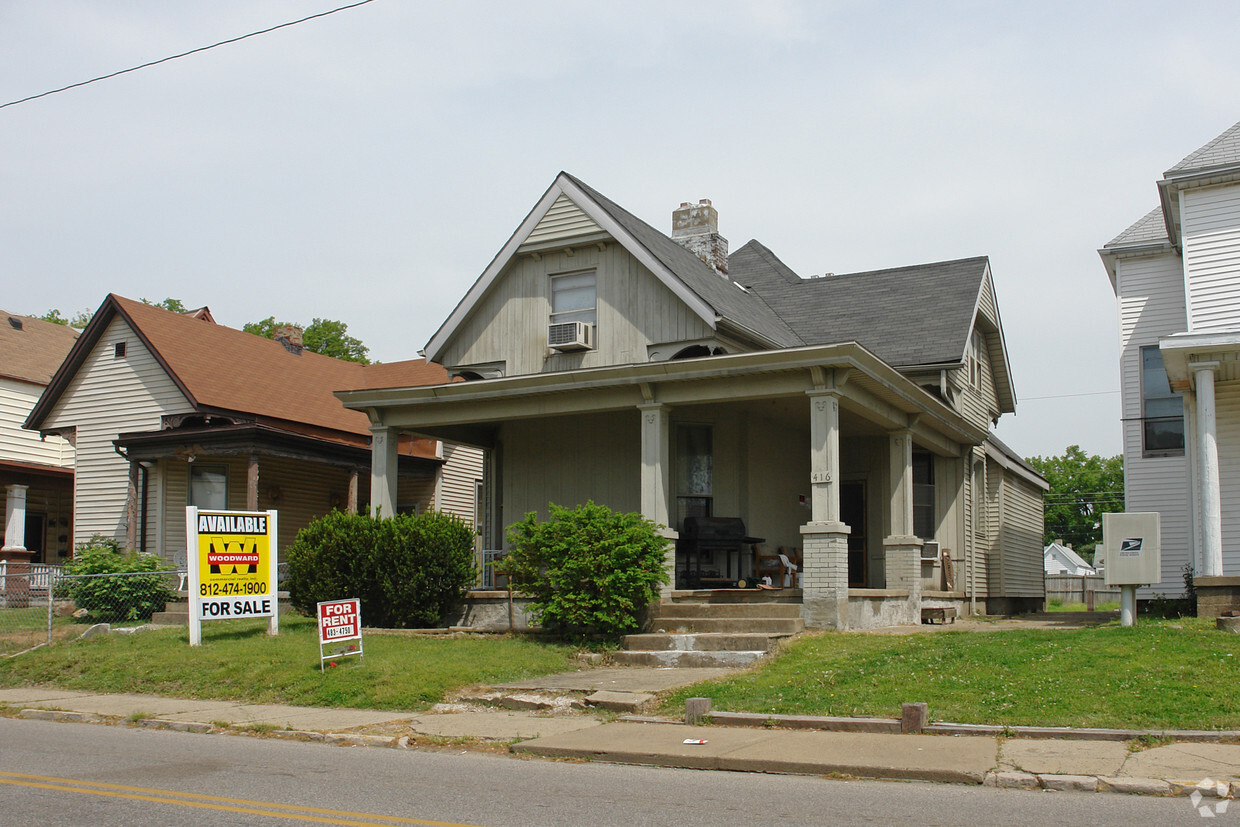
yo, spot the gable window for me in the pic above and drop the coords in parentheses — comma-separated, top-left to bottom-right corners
(550, 271, 596, 325)
(189, 464, 228, 510)
(913, 451, 935, 539)
(1141, 346, 1184, 457)
(967, 331, 982, 390)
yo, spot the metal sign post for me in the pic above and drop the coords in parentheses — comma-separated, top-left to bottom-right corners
(186, 507, 279, 646)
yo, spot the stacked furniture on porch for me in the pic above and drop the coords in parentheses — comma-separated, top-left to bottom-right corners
(338, 173, 1048, 630)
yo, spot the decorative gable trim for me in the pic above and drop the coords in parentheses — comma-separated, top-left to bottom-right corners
(423, 173, 719, 364)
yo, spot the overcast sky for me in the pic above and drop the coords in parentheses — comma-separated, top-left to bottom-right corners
(4, 1, 1239, 460)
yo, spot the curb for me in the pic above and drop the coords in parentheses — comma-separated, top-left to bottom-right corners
(984, 771, 1239, 799)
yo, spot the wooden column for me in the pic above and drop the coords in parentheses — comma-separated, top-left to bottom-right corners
(1195, 363, 1223, 577)
(806, 390, 841, 524)
(125, 460, 140, 550)
(247, 454, 260, 511)
(347, 469, 359, 515)
(370, 424, 400, 520)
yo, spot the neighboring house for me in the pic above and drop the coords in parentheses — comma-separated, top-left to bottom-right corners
(338, 173, 1047, 629)
(1100, 119, 1240, 599)
(1044, 541, 1096, 576)
(1, 312, 78, 565)
(25, 295, 482, 561)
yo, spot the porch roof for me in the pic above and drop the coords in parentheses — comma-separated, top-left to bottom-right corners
(338, 342, 988, 454)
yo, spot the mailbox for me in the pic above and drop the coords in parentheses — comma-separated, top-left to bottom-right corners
(1102, 512, 1161, 587)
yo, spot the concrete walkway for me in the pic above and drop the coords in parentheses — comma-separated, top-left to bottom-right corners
(4, 684, 1240, 799)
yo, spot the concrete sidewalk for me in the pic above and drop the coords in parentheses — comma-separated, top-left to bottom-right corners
(3, 685, 1240, 799)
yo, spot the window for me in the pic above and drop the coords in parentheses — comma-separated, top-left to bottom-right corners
(675, 425, 712, 529)
(1141, 346, 1184, 457)
(967, 331, 983, 389)
(114, 342, 127, 358)
(189, 464, 228, 510)
(913, 451, 935, 539)
(551, 271, 596, 325)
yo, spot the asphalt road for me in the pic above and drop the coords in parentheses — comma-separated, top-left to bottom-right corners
(0, 717, 1213, 826)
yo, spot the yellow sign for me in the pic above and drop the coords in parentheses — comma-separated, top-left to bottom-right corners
(193, 510, 275, 619)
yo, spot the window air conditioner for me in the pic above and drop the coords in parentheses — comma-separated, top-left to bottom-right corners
(921, 540, 941, 561)
(548, 321, 592, 351)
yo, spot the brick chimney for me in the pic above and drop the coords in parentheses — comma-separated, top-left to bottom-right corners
(274, 324, 304, 355)
(672, 199, 728, 278)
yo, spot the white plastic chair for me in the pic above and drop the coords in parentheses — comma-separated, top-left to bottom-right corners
(173, 549, 188, 592)
(778, 553, 801, 588)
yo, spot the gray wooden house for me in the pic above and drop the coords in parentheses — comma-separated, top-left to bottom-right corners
(339, 174, 1046, 628)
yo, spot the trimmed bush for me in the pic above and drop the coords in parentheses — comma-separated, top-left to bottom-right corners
(285, 510, 476, 628)
(63, 535, 177, 622)
(500, 501, 669, 640)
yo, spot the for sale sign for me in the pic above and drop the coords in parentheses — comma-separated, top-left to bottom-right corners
(317, 598, 363, 670)
(186, 507, 279, 646)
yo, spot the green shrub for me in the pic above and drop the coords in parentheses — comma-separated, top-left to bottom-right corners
(500, 501, 669, 640)
(62, 535, 176, 622)
(285, 510, 476, 628)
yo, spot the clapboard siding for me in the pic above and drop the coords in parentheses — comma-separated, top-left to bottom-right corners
(959, 332, 999, 431)
(1115, 251, 1192, 595)
(41, 317, 194, 549)
(439, 443, 484, 526)
(523, 194, 603, 247)
(0, 378, 73, 467)
(1217, 381, 1240, 573)
(439, 243, 713, 375)
(999, 473, 1045, 598)
(1182, 186, 1240, 331)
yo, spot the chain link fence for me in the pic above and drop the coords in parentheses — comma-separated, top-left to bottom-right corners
(0, 563, 183, 656)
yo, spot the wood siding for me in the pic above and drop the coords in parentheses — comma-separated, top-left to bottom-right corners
(523, 194, 603, 247)
(997, 472, 1046, 598)
(0, 378, 73, 467)
(41, 317, 195, 549)
(1116, 250, 1191, 595)
(439, 243, 714, 376)
(439, 443, 483, 526)
(1182, 186, 1240, 332)
(1216, 380, 1240, 573)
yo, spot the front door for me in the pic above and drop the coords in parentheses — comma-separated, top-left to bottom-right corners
(842, 482, 867, 587)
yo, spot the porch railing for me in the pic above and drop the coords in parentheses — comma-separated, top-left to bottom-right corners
(0, 562, 64, 593)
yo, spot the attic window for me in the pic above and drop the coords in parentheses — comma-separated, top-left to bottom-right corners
(967, 331, 982, 389)
(551, 270, 596, 325)
(114, 342, 127, 359)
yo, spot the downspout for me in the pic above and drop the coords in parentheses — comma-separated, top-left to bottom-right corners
(139, 463, 150, 554)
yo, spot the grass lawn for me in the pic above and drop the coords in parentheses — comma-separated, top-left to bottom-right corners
(661, 617, 1240, 731)
(0, 615, 580, 711)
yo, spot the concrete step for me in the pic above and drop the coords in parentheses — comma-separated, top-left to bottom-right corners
(611, 649, 771, 668)
(668, 589, 802, 604)
(649, 602, 802, 619)
(151, 601, 189, 625)
(645, 617, 803, 635)
(621, 632, 785, 652)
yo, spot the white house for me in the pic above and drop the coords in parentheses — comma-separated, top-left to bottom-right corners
(1100, 119, 1240, 605)
(1044, 541, 1095, 577)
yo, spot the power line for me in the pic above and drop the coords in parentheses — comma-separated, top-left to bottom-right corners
(1021, 389, 1120, 401)
(0, 0, 377, 111)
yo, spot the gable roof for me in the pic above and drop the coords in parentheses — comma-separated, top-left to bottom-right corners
(0, 312, 79, 386)
(731, 242, 991, 369)
(1044, 541, 1095, 574)
(1166, 119, 1240, 176)
(27, 295, 447, 444)
(423, 173, 801, 362)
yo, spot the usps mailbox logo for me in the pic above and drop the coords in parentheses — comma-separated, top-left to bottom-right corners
(318, 599, 361, 644)
(1119, 537, 1144, 558)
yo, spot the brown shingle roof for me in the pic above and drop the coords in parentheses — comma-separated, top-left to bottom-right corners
(29, 295, 448, 451)
(0, 311, 80, 386)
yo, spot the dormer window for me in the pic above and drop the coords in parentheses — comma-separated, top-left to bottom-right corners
(551, 271, 596, 325)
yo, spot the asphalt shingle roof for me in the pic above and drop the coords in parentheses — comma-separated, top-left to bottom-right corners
(1104, 206, 1169, 248)
(0, 312, 79, 385)
(730, 241, 988, 368)
(1166, 119, 1240, 175)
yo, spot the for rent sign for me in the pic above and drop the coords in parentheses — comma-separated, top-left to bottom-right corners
(186, 507, 279, 646)
(317, 598, 363, 670)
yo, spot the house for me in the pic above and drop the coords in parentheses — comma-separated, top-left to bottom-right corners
(1, 312, 78, 568)
(1100, 119, 1240, 606)
(338, 173, 1047, 629)
(25, 295, 482, 562)
(1044, 540, 1096, 577)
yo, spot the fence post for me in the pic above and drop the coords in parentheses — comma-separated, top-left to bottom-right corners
(46, 581, 53, 646)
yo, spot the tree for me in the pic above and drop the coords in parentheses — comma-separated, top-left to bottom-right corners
(1025, 446, 1124, 562)
(142, 297, 188, 313)
(244, 316, 371, 364)
(37, 308, 92, 328)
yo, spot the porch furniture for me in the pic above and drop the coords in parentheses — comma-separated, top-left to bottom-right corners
(921, 607, 957, 624)
(778, 552, 801, 588)
(754, 547, 789, 586)
(678, 517, 764, 590)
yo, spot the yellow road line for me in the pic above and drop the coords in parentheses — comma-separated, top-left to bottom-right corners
(0, 771, 479, 827)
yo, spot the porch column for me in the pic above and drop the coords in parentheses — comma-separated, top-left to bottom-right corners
(801, 390, 850, 629)
(246, 454, 260, 511)
(1195, 364, 1223, 577)
(639, 403, 677, 598)
(3, 484, 28, 552)
(370, 424, 400, 520)
(347, 469, 360, 515)
(883, 430, 923, 625)
(125, 460, 140, 550)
